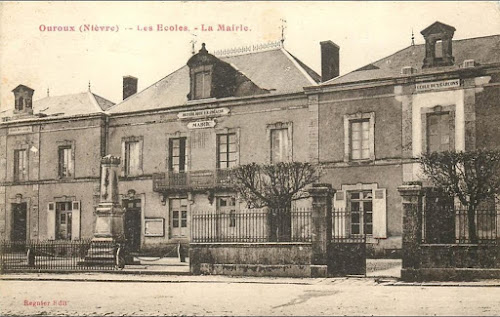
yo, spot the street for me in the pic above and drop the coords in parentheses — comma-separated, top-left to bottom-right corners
(1, 276, 500, 316)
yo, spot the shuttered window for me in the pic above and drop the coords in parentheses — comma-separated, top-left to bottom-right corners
(124, 141, 141, 176)
(270, 128, 289, 163)
(13, 149, 27, 182)
(194, 71, 211, 99)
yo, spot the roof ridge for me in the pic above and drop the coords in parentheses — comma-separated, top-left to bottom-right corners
(87, 91, 105, 113)
(217, 47, 282, 59)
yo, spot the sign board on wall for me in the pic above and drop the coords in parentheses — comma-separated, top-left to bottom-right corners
(144, 218, 165, 237)
(415, 79, 460, 92)
(187, 120, 217, 129)
(178, 107, 229, 119)
(8, 126, 33, 135)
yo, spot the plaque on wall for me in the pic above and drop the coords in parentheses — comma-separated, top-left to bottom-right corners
(144, 218, 165, 237)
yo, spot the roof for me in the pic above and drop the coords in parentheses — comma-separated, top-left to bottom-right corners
(0, 91, 115, 121)
(322, 34, 500, 86)
(108, 47, 320, 114)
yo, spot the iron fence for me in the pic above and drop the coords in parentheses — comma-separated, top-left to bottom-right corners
(422, 203, 500, 244)
(191, 208, 312, 243)
(331, 208, 367, 243)
(0, 239, 121, 272)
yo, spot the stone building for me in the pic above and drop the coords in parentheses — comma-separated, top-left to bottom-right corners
(306, 21, 500, 254)
(1, 21, 499, 256)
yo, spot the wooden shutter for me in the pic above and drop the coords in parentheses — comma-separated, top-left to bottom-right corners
(179, 138, 186, 172)
(71, 201, 81, 240)
(373, 189, 387, 238)
(333, 191, 348, 238)
(47, 202, 56, 240)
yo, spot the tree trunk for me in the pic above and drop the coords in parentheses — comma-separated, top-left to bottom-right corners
(467, 205, 478, 244)
(277, 204, 292, 242)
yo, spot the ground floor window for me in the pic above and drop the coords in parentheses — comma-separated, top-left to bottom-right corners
(56, 202, 73, 240)
(348, 190, 373, 236)
(170, 198, 188, 238)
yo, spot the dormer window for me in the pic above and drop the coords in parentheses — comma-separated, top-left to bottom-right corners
(12, 84, 34, 115)
(421, 21, 456, 68)
(194, 69, 211, 99)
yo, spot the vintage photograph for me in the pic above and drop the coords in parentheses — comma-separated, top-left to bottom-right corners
(1, 1, 500, 316)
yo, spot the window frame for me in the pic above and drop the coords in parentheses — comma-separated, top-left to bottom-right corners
(216, 133, 237, 169)
(421, 105, 455, 154)
(121, 136, 144, 177)
(266, 122, 293, 164)
(13, 149, 28, 182)
(168, 137, 187, 173)
(58, 145, 73, 178)
(344, 112, 375, 162)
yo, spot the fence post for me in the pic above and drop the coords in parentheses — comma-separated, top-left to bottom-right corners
(398, 181, 424, 281)
(308, 183, 335, 277)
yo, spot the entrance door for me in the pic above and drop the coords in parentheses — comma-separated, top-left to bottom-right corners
(11, 203, 27, 242)
(123, 199, 141, 252)
(170, 198, 189, 238)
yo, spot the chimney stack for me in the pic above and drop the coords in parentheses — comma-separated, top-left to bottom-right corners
(123, 76, 138, 100)
(320, 41, 340, 82)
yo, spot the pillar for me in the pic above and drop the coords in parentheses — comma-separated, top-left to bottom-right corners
(398, 181, 424, 281)
(308, 183, 335, 277)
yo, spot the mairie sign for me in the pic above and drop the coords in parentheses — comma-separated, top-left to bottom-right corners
(415, 79, 460, 92)
(187, 120, 217, 129)
(178, 107, 229, 119)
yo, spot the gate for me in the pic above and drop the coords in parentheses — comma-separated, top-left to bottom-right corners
(328, 207, 366, 276)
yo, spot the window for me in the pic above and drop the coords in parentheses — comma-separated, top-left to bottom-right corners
(13, 149, 27, 181)
(427, 112, 451, 153)
(217, 196, 237, 227)
(194, 71, 211, 99)
(56, 202, 73, 240)
(58, 146, 73, 178)
(435, 40, 443, 58)
(270, 128, 289, 163)
(349, 191, 373, 235)
(124, 140, 141, 176)
(169, 138, 187, 172)
(170, 198, 188, 237)
(344, 112, 375, 162)
(217, 133, 237, 168)
(350, 119, 370, 160)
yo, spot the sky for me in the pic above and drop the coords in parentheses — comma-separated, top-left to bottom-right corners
(1, 1, 500, 111)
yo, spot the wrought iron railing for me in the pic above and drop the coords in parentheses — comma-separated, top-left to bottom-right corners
(153, 169, 233, 191)
(0, 239, 121, 272)
(191, 208, 312, 243)
(331, 208, 367, 243)
(422, 203, 500, 244)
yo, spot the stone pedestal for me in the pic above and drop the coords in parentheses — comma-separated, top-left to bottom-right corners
(308, 183, 335, 277)
(398, 182, 424, 280)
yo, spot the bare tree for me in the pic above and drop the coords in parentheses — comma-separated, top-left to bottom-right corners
(419, 150, 500, 243)
(231, 162, 320, 240)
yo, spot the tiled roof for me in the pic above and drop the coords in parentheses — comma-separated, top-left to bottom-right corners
(0, 91, 114, 121)
(322, 35, 500, 86)
(108, 48, 320, 114)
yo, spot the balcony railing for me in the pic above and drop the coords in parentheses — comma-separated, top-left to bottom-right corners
(153, 169, 233, 192)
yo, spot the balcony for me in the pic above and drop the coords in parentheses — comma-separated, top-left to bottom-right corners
(153, 169, 233, 192)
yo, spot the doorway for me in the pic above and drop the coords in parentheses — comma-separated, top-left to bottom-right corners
(123, 198, 142, 252)
(11, 203, 27, 242)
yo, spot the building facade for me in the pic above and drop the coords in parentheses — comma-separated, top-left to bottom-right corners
(1, 22, 499, 256)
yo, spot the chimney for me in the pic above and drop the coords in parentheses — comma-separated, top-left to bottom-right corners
(320, 41, 340, 82)
(123, 76, 138, 100)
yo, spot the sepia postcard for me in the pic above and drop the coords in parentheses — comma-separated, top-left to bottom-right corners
(1, 1, 500, 316)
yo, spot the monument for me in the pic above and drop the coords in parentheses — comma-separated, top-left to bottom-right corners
(81, 155, 126, 267)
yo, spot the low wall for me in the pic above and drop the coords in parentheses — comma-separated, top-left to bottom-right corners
(190, 242, 313, 277)
(402, 244, 500, 281)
